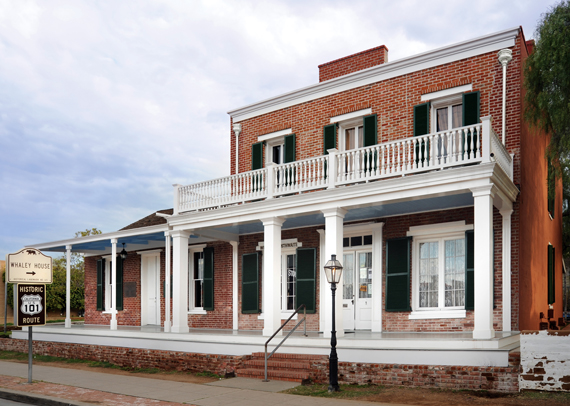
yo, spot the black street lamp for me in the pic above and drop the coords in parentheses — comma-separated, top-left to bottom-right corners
(324, 254, 343, 392)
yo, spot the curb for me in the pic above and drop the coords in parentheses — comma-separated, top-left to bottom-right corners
(0, 388, 88, 406)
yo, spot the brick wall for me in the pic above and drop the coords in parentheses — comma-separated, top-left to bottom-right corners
(318, 45, 388, 82)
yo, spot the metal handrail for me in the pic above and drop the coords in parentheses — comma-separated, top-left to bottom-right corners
(263, 304, 307, 382)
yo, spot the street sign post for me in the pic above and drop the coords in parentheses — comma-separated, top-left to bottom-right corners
(7, 248, 53, 384)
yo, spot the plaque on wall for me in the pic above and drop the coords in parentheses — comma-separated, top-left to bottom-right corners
(124, 282, 137, 298)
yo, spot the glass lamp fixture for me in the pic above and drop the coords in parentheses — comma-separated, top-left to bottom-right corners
(119, 243, 128, 260)
(324, 254, 343, 284)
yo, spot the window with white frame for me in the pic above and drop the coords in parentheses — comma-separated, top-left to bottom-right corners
(266, 138, 284, 165)
(408, 221, 472, 319)
(189, 244, 207, 313)
(281, 250, 297, 311)
(432, 96, 463, 133)
(339, 118, 364, 151)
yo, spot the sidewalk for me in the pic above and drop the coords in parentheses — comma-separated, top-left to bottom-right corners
(0, 361, 406, 406)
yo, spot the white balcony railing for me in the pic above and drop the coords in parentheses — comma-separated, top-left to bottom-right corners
(174, 116, 512, 214)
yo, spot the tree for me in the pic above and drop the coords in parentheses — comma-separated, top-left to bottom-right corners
(524, 0, 570, 170)
(524, 1, 570, 257)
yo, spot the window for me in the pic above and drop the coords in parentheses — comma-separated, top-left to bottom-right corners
(96, 257, 123, 312)
(254, 130, 296, 169)
(281, 252, 297, 311)
(189, 245, 214, 312)
(326, 109, 377, 154)
(407, 221, 472, 319)
(430, 95, 463, 133)
(342, 123, 364, 151)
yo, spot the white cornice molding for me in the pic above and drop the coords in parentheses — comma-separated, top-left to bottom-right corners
(228, 28, 520, 123)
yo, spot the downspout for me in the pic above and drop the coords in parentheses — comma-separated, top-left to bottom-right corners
(233, 123, 242, 174)
(65, 245, 72, 328)
(498, 49, 512, 145)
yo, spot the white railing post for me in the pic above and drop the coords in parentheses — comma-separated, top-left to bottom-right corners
(173, 184, 181, 215)
(327, 149, 337, 189)
(481, 116, 492, 163)
(266, 164, 275, 199)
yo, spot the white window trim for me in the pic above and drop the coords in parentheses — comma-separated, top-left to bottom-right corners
(101, 255, 113, 314)
(407, 221, 472, 320)
(265, 138, 284, 166)
(188, 244, 207, 314)
(330, 108, 372, 124)
(421, 84, 472, 102)
(338, 118, 364, 152)
(257, 128, 292, 142)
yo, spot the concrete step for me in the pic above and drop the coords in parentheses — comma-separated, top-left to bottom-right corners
(236, 367, 310, 382)
(236, 352, 326, 383)
(244, 359, 311, 370)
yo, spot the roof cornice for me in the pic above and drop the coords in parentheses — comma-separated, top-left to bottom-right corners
(228, 27, 520, 123)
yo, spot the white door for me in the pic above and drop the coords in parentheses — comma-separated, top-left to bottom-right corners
(342, 251, 372, 330)
(144, 255, 160, 325)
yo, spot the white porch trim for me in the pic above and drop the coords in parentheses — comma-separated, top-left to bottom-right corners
(500, 208, 513, 332)
(110, 239, 118, 331)
(171, 230, 190, 333)
(65, 245, 72, 329)
(261, 217, 284, 337)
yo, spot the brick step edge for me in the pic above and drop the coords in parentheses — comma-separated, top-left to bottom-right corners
(236, 368, 310, 382)
(251, 352, 328, 360)
(245, 359, 311, 369)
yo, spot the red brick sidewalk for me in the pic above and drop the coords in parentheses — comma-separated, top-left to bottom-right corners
(0, 375, 191, 406)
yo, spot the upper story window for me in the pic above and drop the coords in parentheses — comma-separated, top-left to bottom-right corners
(326, 108, 377, 155)
(253, 129, 295, 169)
(433, 97, 463, 132)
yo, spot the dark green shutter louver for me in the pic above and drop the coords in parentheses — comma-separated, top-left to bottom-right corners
(548, 162, 555, 218)
(413, 102, 430, 136)
(465, 230, 475, 311)
(203, 247, 214, 311)
(296, 248, 316, 313)
(116, 257, 123, 311)
(323, 124, 337, 154)
(548, 245, 555, 305)
(363, 114, 377, 147)
(462, 91, 480, 126)
(284, 134, 296, 163)
(252, 142, 264, 170)
(385, 237, 411, 312)
(96, 259, 104, 311)
(242, 253, 260, 313)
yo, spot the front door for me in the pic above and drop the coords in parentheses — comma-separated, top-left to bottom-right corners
(343, 251, 372, 330)
(143, 255, 160, 325)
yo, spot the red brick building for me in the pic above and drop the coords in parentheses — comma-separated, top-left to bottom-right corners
(23, 27, 563, 388)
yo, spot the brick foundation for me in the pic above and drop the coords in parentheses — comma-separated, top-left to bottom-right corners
(0, 338, 520, 392)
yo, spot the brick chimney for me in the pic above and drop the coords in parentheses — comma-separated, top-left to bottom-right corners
(318, 45, 389, 82)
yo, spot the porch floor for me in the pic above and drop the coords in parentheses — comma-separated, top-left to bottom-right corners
(13, 323, 519, 367)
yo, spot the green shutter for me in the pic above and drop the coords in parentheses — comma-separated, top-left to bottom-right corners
(548, 245, 555, 305)
(363, 114, 377, 147)
(465, 230, 474, 311)
(203, 247, 214, 311)
(462, 91, 480, 126)
(413, 102, 430, 136)
(116, 257, 123, 311)
(296, 248, 316, 313)
(284, 134, 296, 163)
(252, 142, 264, 170)
(323, 124, 337, 154)
(242, 253, 260, 313)
(96, 259, 104, 311)
(385, 237, 411, 312)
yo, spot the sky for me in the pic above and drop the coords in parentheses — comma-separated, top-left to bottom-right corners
(0, 0, 558, 258)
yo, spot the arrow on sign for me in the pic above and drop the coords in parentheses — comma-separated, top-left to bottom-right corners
(26, 271, 36, 276)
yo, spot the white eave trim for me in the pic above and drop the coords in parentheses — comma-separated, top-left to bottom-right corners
(421, 84, 473, 101)
(228, 27, 520, 123)
(330, 108, 372, 123)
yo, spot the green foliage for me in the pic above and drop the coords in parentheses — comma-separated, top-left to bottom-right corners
(524, 1, 570, 171)
(2, 271, 14, 309)
(45, 256, 85, 311)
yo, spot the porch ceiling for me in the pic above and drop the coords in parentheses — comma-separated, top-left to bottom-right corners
(213, 192, 474, 235)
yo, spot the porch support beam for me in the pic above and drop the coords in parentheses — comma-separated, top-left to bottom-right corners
(500, 208, 513, 332)
(471, 186, 495, 339)
(110, 238, 118, 331)
(261, 217, 284, 337)
(230, 241, 239, 330)
(171, 230, 190, 333)
(322, 208, 347, 339)
(164, 232, 172, 333)
(65, 245, 72, 328)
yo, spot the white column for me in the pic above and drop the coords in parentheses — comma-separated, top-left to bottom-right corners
(164, 231, 172, 332)
(317, 229, 326, 333)
(65, 245, 72, 328)
(110, 238, 118, 330)
(322, 208, 347, 339)
(371, 223, 384, 332)
(500, 208, 513, 332)
(171, 230, 190, 333)
(230, 241, 239, 330)
(471, 186, 495, 339)
(261, 217, 284, 337)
